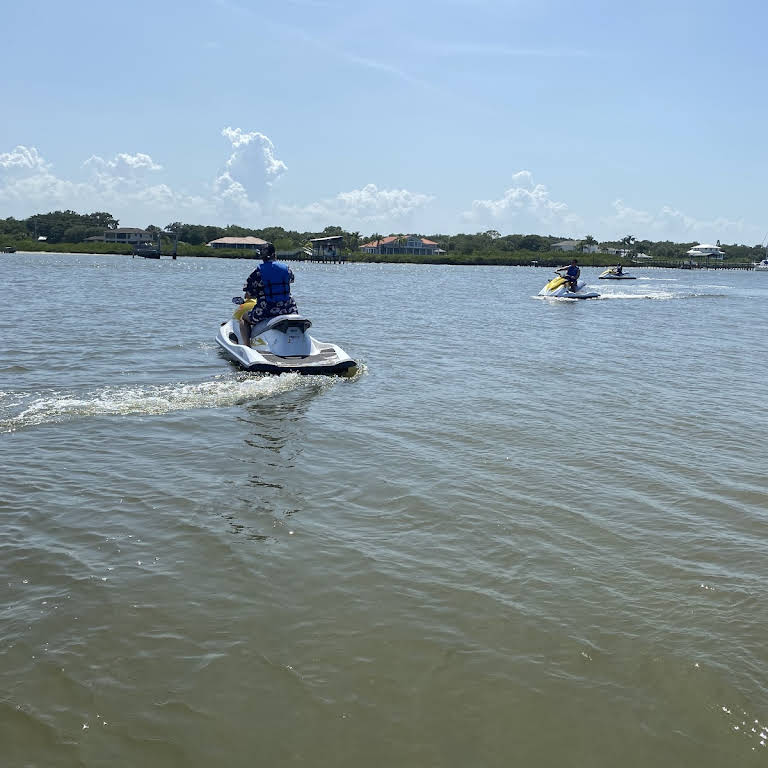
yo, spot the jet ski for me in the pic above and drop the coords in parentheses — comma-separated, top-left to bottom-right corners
(599, 268, 636, 280)
(216, 301, 357, 376)
(538, 273, 599, 299)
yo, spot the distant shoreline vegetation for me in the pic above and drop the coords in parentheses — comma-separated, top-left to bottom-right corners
(1, 209, 765, 267)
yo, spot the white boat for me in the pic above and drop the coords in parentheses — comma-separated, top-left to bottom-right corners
(538, 273, 599, 299)
(753, 258, 768, 271)
(216, 313, 357, 376)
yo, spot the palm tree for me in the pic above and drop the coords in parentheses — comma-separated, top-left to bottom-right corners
(583, 234, 597, 251)
(620, 235, 637, 262)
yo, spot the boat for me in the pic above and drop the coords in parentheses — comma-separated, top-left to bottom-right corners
(753, 258, 768, 271)
(598, 268, 636, 280)
(538, 273, 599, 300)
(216, 310, 357, 376)
(2, 246, 16, 253)
(133, 242, 161, 258)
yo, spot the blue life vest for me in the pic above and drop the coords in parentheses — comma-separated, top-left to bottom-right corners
(259, 261, 291, 303)
(566, 264, 580, 279)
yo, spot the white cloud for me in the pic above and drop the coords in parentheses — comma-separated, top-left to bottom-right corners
(0, 145, 50, 175)
(83, 152, 165, 202)
(606, 199, 745, 242)
(0, 145, 83, 209)
(211, 127, 288, 221)
(216, 128, 286, 194)
(463, 171, 581, 231)
(85, 152, 162, 175)
(2, 140, 758, 243)
(281, 183, 433, 228)
(82, 152, 203, 218)
(0, 145, 202, 223)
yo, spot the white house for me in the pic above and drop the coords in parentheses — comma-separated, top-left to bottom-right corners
(685, 243, 725, 260)
(551, 239, 598, 253)
(91, 227, 153, 245)
(106, 228, 153, 245)
(206, 236, 268, 250)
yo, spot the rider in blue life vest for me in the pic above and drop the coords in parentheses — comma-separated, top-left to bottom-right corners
(615, 263, 623, 275)
(239, 243, 299, 345)
(555, 258, 580, 292)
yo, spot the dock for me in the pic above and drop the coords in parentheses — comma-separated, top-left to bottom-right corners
(276, 239, 347, 264)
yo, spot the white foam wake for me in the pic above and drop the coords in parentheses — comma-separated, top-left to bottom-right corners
(0, 373, 327, 432)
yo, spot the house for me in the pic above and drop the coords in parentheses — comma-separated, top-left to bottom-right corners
(551, 239, 598, 253)
(359, 235, 441, 256)
(685, 243, 725, 260)
(100, 228, 154, 245)
(206, 236, 268, 250)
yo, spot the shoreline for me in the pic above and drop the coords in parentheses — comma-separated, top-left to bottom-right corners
(3, 244, 759, 270)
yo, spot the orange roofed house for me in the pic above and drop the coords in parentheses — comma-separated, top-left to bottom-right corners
(359, 235, 444, 256)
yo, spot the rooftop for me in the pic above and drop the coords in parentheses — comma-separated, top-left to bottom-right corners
(207, 236, 268, 246)
(360, 235, 439, 248)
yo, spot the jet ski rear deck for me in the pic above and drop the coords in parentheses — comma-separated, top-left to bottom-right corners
(216, 315, 357, 376)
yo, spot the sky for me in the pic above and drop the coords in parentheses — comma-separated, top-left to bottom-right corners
(2, 0, 767, 244)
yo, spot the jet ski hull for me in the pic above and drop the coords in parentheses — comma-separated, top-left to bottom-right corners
(599, 271, 636, 280)
(538, 275, 599, 299)
(216, 317, 357, 376)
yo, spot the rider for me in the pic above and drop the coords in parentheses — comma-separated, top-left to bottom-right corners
(615, 263, 623, 275)
(233, 290, 259, 347)
(240, 243, 299, 345)
(556, 258, 580, 293)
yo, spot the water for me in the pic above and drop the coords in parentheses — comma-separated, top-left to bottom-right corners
(1, 252, 767, 767)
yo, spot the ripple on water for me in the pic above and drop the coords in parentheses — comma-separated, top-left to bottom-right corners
(2, 256, 768, 767)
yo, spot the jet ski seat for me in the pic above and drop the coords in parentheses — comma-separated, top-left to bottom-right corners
(264, 315, 312, 333)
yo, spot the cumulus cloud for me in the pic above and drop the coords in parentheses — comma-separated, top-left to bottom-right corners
(83, 152, 166, 203)
(463, 171, 581, 231)
(0, 145, 202, 222)
(607, 199, 745, 242)
(0, 145, 83, 209)
(213, 127, 287, 218)
(85, 152, 163, 175)
(0, 145, 50, 175)
(0, 131, 290, 226)
(281, 183, 433, 228)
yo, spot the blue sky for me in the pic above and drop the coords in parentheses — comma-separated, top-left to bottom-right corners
(2, 0, 766, 243)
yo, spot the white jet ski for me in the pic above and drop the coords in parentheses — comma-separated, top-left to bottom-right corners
(538, 273, 599, 299)
(216, 302, 357, 376)
(599, 268, 636, 280)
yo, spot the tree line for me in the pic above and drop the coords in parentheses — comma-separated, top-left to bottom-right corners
(1, 211, 765, 262)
